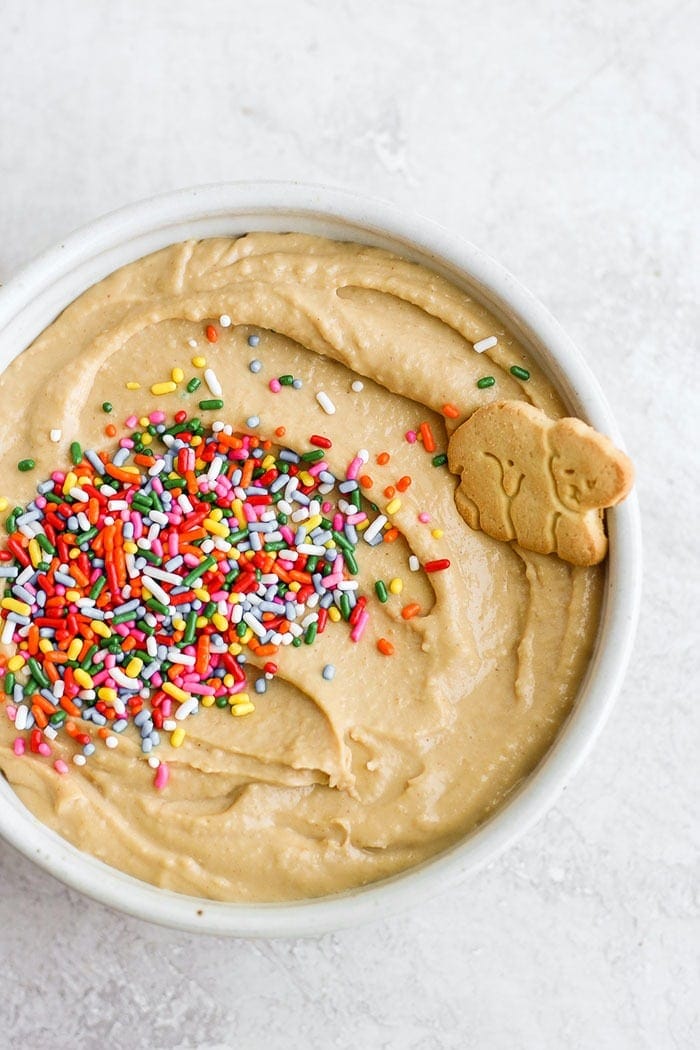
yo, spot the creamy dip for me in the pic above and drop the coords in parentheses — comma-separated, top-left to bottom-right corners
(0, 235, 603, 901)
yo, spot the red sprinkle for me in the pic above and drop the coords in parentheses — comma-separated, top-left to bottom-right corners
(310, 435, 332, 449)
(424, 559, 451, 573)
(205, 324, 218, 343)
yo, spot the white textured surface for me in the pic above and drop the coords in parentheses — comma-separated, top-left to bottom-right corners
(0, 1, 698, 1047)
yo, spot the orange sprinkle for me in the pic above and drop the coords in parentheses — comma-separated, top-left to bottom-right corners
(31, 705, 48, 729)
(383, 485, 396, 499)
(105, 424, 117, 438)
(275, 426, 286, 438)
(359, 474, 373, 489)
(383, 528, 400, 543)
(442, 403, 460, 419)
(396, 475, 412, 492)
(205, 324, 218, 343)
(376, 452, 390, 466)
(401, 603, 421, 620)
(377, 638, 394, 656)
(419, 422, 436, 453)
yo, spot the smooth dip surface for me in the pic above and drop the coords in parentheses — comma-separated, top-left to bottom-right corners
(0, 235, 603, 901)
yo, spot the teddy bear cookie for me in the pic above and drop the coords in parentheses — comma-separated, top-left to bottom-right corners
(447, 400, 634, 566)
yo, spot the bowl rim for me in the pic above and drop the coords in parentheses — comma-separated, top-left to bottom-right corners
(0, 181, 641, 937)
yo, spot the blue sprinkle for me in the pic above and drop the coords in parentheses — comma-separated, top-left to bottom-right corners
(249, 358, 262, 372)
(246, 415, 260, 428)
(248, 334, 260, 347)
(322, 664, 336, 681)
(292, 378, 303, 389)
(83, 742, 96, 756)
(254, 677, 267, 694)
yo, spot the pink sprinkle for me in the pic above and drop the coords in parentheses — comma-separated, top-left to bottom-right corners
(405, 430, 417, 443)
(321, 501, 333, 514)
(149, 410, 166, 424)
(269, 378, 282, 393)
(308, 462, 327, 477)
(418, 511, 431, 523)
(54, 759, 69, 775)
(152, 673, 164, 689)
(151, 477, 164, 495)
(332, 513, 343, 531)
(346, 512, 366, 525)
(154, 762, 170, 790)
(125, 415, 138, 428)
(6, 705, 17, 720)
(168, 534, 179, 556)
(346, 456, 363, 480)
(52, 471, 65, 483)
(350, 609, 369, 642)
(280, 525, 295, 544)
(35, 496, 47, 509)
(12, 738, 25, 756)
(119, 438, 135, 449)
(37, 742, 51, 757)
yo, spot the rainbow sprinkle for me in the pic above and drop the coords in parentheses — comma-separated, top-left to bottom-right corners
(0, 413, 380, 785)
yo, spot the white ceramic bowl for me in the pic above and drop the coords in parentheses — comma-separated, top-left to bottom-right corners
(0, 183, 641, 936)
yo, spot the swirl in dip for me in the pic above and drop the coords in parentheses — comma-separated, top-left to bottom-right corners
(0, 235, 603, 901)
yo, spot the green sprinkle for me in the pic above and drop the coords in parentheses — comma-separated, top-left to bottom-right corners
(340, 593, 351, 621)
(89, 576, 107, 600)
(292, 636, 302, 647)
(432, 453, 448, 467)
(199, 398, 224, 411)
(183, 611, 197, 645)
(216, 695, 228, 708)
(476, 376, 496, 389)
(102, 402, 113, 413)
(375, 580, 388, 603)
(236, 621, 247, 638)
(510, 365, 531, 381)
(27, 658, 49, 689)
(4, 672, 15, 696)
(279, 374, 294, 386)
(186, 377, 201, 393)
(70, 441, 83, 466)
(300, 449, 326, 463)
(304, 621, 318, 645)
(182, 555, 217, 587)
(345, 550, 359, 575)
(17, 459, 35, 472)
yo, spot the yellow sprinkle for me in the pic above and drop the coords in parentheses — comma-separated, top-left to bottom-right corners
(356, 519, 369, 531)
(98, 687, 117, 703)
(7, 655, 25, 673)
(125, 657, 143, 678)
(162, 682, 190, 704)
(67, 639, 83, 662)
(0, 497, 8, 513)
(389, 577, 403, 595)
(126, 381, 141, 390)
(195, 615, 208, 629)
(261, 455, 275, 469)
(223, 673, 234, 688)
(299, 471, 315, 486)
(151, 381, 177, 396)
(191, 435, 202, 447)
(172, 618, 187, 632)
(304, 515, 323, 532)
(192, 355, 206, 368)
(232, 500, 246, 528)
(431, 528, 444, 539)
(328, 606, 341, 622)
(212, 613, 229, 632)
(288, 581, 301, 593)
(209, 507, 224, 522)
(28, 538, 42, 568)
(68, 548, 80, 560)
(62, 471, 77, 495)
(204, 519, 229, 538)
(194, 588, 210, 602)
(228, 643, 242, 656)
(232, 701, 255, 717)
(38, 638, 54, 654)
(386, 497, 402, 515)
(201, 694, 215, 708)
(121, 466, 140, 476)
(91, 621, 112, 639)
(1, 597, 31, 616)
(172, 367, 185, 383)
(170, 727, 186, 748)
(139, 417, 149, 427)
(65, 589, 81, 603)
(73, 668, 93, 690)
(123, 541, 138, 554)
(141, 433, 153, 446)
(240, 627, 253, 644)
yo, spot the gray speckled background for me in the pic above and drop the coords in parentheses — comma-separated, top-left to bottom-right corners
(0, 1, 698, 1047)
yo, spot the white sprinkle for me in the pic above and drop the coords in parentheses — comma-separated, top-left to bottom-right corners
(409, 555, 420, 572)
(105, 736, 118, 749)
(358, 449, 369, 463)
(219, 314, 232, 328)
(50, 429, 62, 443)
(1, 619, 14, 645)
(163, 719, 177, 732)
(69, 487, 89, 503)
(473, 335, 498, 353)
(297, 543, 326, 556)
(43, 726, 58, 740)
(175, 698, 198, 720)
(73, 754, 87, 767)
(14, 705, 28, 731)
(351, 380, 364, 392)
(110, 668, 142, 690)
(148, 460, 166, 476)
(148, 755, 160, 769)
(142, 577, 170, 606)
(363, 515, 387, 543)
(143, 565, 181, 586)
(188, 338, 198, 348)
(243, 612, 266, 638)
(316, 391, 336, 415)
(204, 368, 223, 397)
